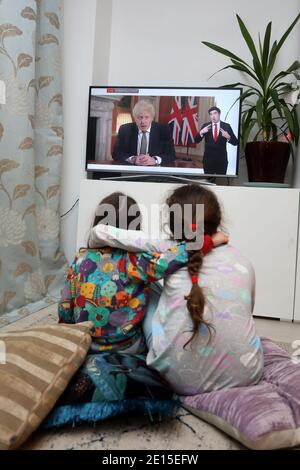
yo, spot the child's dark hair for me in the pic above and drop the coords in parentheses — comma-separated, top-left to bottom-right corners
(92, 192, 141, 229)
(86, 192, 142, 249)
(166, 184, 222, 347)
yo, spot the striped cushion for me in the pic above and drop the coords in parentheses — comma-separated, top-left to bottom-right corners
(0, 322, 92, 450)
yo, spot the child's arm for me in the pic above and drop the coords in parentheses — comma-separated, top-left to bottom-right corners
(125, 233, 220, 283)
(89, 224, 228, 253)
(89, 224, 174, 253)
(125, 242, 189, 283)
(57, 258, 78, 323)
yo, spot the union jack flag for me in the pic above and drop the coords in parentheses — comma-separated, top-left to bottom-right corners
(168, 97, 183, 145)
(181, 97, 198, 145)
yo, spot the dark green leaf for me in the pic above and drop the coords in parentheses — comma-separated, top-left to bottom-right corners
(270, 61, 300, 87)
(255, 97, 263, 126)
(262, 22, 272, 71)
(266, 40, 278, 81)
(242, 119, 257, 147)
(231, 59, 261, 83)
(225, 89, 256, 120)
(271, 123, 278, 140)
(252, 56, 264, 85)
(292, 108, 299, 144)
(282, 103, 295, 136)
(258, 33, 263, 60)
(276, 13, 300, 55)
(202, 41, 249, 65)
(270, 89, 283, 117)
(236, 15, 261, 65)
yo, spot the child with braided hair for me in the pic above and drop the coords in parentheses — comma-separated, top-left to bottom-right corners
(90, 185, 263, 394)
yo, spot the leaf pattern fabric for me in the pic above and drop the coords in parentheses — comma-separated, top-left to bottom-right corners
(0, 0, 66, 325)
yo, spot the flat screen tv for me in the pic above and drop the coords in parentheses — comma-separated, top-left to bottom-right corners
(86, 86, 242, 178)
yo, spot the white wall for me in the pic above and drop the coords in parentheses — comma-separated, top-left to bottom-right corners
(92, 0, 113, 85)
(107, 0, 300, 87)
(61, 0, 97, 262)
(61, 0, 300, 260)
(106, 0, 300, 186)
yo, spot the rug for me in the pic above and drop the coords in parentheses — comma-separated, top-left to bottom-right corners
(0, 297, 58, 329)
(0, 305, 297, 450)
(0, 303, 58, 332)
(0, 305, 295, 355)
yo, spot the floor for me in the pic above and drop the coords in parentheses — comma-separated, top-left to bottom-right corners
(1, 304, 300, 450)
(254, 316, 300, 344)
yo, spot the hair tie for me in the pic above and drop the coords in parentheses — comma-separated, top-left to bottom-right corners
(191, 274, 198, 284)
(190, 223, 197, 230)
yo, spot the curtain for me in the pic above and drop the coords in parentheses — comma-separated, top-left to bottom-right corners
(0, 0, 66, 325)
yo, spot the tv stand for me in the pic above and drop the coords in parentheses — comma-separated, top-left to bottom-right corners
(96, 173, 216, 186)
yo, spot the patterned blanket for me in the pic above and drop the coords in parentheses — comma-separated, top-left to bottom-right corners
(44, 352, 177, 428)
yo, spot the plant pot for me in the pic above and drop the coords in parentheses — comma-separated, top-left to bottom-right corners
(245, 141, 290, 183)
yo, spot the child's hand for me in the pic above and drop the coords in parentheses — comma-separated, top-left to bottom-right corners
(211, 231, 229, 247)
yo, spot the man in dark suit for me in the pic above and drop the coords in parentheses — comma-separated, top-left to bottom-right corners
(195, 106, 238, 175)
(112, 100, 175, 166)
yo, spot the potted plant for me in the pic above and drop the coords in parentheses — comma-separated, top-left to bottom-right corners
(202, 13, 300, 183)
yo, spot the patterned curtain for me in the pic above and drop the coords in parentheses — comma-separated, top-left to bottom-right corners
(0, 0, 66, 325)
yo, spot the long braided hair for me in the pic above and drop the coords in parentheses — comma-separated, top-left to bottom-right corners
(166, 184, 222, 347)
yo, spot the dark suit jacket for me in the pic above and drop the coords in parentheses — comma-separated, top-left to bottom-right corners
(112, 122, 176, 165)
(194, 121, 238, 174)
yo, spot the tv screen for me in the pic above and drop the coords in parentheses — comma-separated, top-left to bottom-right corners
(86, 86, 242, 178)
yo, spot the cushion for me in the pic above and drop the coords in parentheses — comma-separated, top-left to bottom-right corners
(0, 322, 92, 450)
(180, 338, 300, 450)
(43, 351, 178, 428)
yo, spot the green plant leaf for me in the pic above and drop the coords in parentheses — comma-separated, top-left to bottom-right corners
(236, 15, 263, 82)
(224, 90, 252, 121)
(258, 33, 263, 60)
(292, 108, 299, 144)
(202, 14, 300, 150)
(236, 15, 260, 64)
(252, 57, 264, 85)
(270, 89, 283, 118)
(266, 14, 300, 82)
(201, 41, 249, 66)
(275, 13, 300, 56)
(219, 82, 258, 90)
(270, 123, 278, 141)
(231, 59, 261, 84)
(265, 40, 278, 82)
(262, 22, 272, 71)
(255, 97, 263, 126)
(242, 119, 256, 148)
(281, 103, 295, 137)
(270, 60, 300, 87)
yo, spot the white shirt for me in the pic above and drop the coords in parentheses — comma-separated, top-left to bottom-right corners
(126, 125, 162, 165)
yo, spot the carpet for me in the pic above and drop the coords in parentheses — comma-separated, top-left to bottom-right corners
(0, 303, 58, 332)
(1, 305, 294, 355)
(0, 306, 296, 450)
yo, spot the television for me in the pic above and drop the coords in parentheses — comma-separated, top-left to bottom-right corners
(86, 86, 242, 178)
